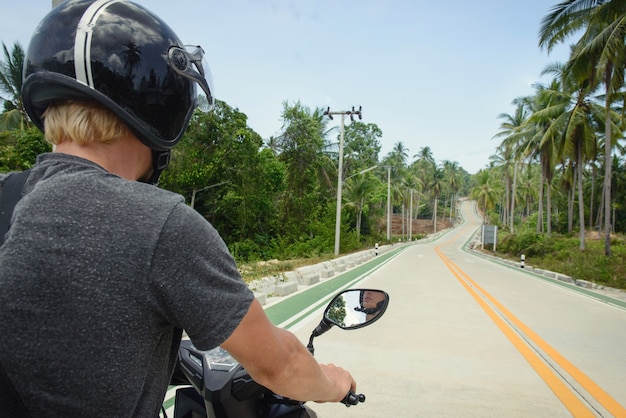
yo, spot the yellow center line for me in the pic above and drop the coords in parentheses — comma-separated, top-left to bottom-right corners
(435, 246, 617, 417)
(442, 247, 626, 416)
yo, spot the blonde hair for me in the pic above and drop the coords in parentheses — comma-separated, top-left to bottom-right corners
(42, 101, 133, 145)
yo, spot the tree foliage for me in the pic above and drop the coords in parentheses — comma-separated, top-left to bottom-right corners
(5, 1, 624, 267)
(160, 100, 283, 253)
(479, 0, 626, 259)
(0, 127, 49, 171)
(0, 42, 28, 131)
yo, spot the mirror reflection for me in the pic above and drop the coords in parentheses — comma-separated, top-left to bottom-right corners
(324, 289, 388, 330)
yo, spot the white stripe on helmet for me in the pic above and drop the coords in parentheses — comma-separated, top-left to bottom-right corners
(74, 0, 122, 87)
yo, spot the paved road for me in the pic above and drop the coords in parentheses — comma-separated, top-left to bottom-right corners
(296, 200, 626, 417)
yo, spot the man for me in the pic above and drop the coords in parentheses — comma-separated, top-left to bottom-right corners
(0, 1, 354, 416)
(359, 290, 389, 321)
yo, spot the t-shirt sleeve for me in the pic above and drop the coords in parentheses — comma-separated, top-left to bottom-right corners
(148, 202, 254, 350)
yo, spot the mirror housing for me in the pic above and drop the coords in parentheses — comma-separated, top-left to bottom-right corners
(324, 289, 389, 330)
(307, 289, 389, 354)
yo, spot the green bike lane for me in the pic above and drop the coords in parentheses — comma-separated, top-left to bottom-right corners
(264, 245, 408, 329)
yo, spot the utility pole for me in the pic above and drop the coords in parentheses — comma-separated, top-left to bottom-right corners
(409, 189, 413, 241)
(323, 106, 362, 256)
(386, 166, 391, 241)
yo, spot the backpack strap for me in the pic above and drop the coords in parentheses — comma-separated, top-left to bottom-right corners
(0, 170, 31, 416)
(0, 169, 31, 247)
(0, 361, 28, 417)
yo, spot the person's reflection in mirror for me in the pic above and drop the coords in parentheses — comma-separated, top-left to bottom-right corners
(355, 290, 387, 321)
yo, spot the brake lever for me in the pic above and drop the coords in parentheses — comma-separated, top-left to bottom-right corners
(341, 391, 366, 407)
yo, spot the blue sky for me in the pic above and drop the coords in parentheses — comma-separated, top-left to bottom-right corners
(1, 1, 572, 174)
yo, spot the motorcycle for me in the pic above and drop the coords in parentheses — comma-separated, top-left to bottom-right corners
(168, 288, 390, 418)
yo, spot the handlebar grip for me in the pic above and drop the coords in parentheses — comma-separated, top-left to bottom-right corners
(341, 391, 365, 407)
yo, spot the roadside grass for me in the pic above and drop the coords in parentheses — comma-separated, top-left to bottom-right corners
(237, 256, 332, 284)
(493, 232, 626, 290)
(235, 234, 427, 285)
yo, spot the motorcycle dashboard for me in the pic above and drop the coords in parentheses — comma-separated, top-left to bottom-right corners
(201, 345, 240, 372)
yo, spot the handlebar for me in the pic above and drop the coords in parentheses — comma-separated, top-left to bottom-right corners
(341, 391, 366, 407)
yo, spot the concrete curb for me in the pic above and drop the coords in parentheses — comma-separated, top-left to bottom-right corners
(247, 228, 454, 304)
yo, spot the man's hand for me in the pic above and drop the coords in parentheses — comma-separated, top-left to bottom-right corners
(316, 363, 356, 403)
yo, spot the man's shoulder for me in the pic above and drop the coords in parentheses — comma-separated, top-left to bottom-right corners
(127, 181, 186, 207)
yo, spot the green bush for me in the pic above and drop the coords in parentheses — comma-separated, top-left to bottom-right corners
(494, 234, 626, 290)
(229, 239, 263, 263)
(498, 231, 550, 257)
(1, 128, 51, 172)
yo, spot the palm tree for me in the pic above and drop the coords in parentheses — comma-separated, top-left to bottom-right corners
(611, 153, 626, 231)
(413, 146, 436, 183)
(519, 83, 558, 235)
(381, 142, 410, 237)
(470, 170, 500, 224)
(265, 136, 281, 155)
(0, 42, 28, 131)
(489, 145, 515, 229)
(533, 61, 602, 250)
(558, 161, 576, 232)
(413, 146, 435, 169)
(388, 141, 409, 170)
(494, 102, 530, 232)
(411, 146, 436, 210)
(540, 0, 626, 255)
(442, 160, 460, 222)
(343, 174, 381, 241)
(517, 164, 539, 220)
(122, 41, 142, 75)
(429, 165, 445, 233)
(402, 174, 423, 240)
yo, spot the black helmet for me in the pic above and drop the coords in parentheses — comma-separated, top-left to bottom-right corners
(22, 0, 214, 179)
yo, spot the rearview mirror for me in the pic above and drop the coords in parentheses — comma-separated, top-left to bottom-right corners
(307, 289, 389, 355)
(324, 289, 389, 330)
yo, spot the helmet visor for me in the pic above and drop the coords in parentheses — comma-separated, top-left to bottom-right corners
(167, 45, 215, 111)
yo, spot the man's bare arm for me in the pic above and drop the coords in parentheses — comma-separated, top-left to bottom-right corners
(220, 298, 355, 402)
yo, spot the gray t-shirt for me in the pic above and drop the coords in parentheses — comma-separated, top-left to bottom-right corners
(0, 153, 254, 417)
